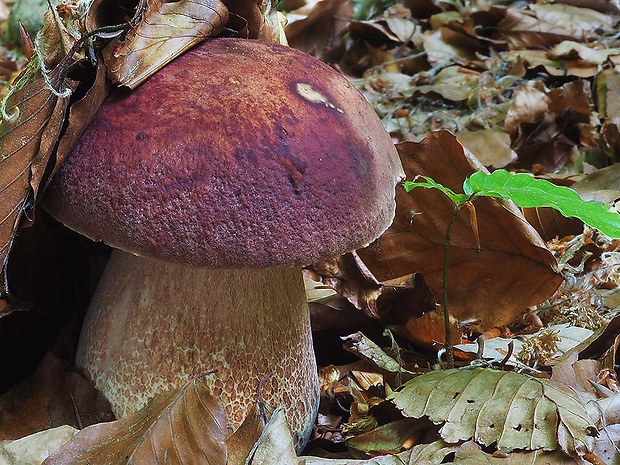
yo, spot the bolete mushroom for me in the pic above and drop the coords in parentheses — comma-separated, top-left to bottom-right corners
(44, 38, 404, 448)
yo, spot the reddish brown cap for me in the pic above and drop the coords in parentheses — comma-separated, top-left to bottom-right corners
(45, 38, 403, 267)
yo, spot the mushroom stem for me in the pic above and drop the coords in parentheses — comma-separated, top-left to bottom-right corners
(76, 250, 319, 447)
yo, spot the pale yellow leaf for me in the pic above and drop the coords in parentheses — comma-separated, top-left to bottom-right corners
(341, 332, 411, 374)
(390, 368, 596, 457)
(0, 426, 77, 465)
(246, 408, 298, 465)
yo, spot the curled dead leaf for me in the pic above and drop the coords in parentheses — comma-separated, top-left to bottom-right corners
(43, 376, 228, 465)
(286, 0, 353, 63)
(0, 4, 108, 304)
(0, 64, 76, 291)
(356, 131, 561, 329)
(103, 0, 229, 89)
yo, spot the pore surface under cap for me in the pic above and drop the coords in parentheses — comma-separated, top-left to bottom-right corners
(45, 38, 402, 267)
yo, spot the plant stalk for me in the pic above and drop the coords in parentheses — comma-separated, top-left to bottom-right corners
(443, 203, 463, 369)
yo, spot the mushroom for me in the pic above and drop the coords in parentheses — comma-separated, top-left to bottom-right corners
(44, 38, 404, 448)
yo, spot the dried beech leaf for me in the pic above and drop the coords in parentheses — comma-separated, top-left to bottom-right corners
(522, 207, 583, 242)
(504, 80, 592, 171)
(404, 310, 461, 350)
(0, 352, 113, 440)
(498, 4, 616, 49)
(303, 439, 579, 464)
(0, 0, 88, 259)
(263, 9, 289, 45)
(37, 5, 82, 68)
(0, 59, 108, 300)
(411, 439, 579, 464)
(246, 408, 298, 464)
(456, 128, 517, 169)
(357, 131, 562, 329)
(414, 66, 480, 102)
(0, 5, 108, 302)
(597, 69, 620, 119)
(345, 418, 423, 455)
(306, 257, 436, 323)
(342, 332, 411, 374)
(0, 425, 77, 465)
(347, 438, 580, 464)
(0, 63, 77, 289)
(422, 28, 478, 66)
(226, 402, 267, 465)
(307, 252, 384, 318)
(286, 0, 353, 63)
(391, 368, 596, 457)
(104, 0, 229, 89)
(48, 60, 109, 183)
(43, 377, 228, 465)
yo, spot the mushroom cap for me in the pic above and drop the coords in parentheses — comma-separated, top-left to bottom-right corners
(45, 38, 403, 267)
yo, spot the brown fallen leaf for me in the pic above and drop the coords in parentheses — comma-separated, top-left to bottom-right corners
(0, 352, 113, 441)
(223, 0, 277, 41)
(570, 163, 620, 199)
(356, 131, 561, 329)
(504, 81, 550, 135)
(521, 207, 583, 242)
(404, 309, 461, 351)
(505, 80, 593, 172)
(421, 27, 479, 67)
(226, 402, 268, 465)
(307, 252, 386, 319)
(286, 0, 353, 63)
(0, 5, 108, 303)
(412, 439, 582, 464)
(504, 49, 598, 79)
(307, 253, 436, 324)
(498, 4, 617, 50)
(413, 66, 481, 102)
(597, 69, 620, 120)
(0, 64, 76, 294)
(552, 353, 601, 404)
(573, 313, 620, 362)
(556, 0, 619, 15)
(43, 376, 228, 465)
(347, 5, 417, 47)
(244, 408, 299, 464)
(102, 0, 229, 89)
(456, 128, 517, 169)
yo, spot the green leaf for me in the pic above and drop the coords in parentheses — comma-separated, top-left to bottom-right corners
(403, 176, 470, 204)
(463, 170, 620, 238)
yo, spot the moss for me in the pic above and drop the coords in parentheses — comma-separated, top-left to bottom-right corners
(6, 0, 58, 45)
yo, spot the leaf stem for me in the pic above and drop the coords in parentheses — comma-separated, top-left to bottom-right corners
(442, 203, 462, 369)
(49, 22, 131, 91)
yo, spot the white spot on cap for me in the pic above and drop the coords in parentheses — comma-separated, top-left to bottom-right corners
(296, 82, 343, 113)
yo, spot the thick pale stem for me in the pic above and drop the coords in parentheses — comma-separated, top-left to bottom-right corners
(76, 250, 319, 447)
